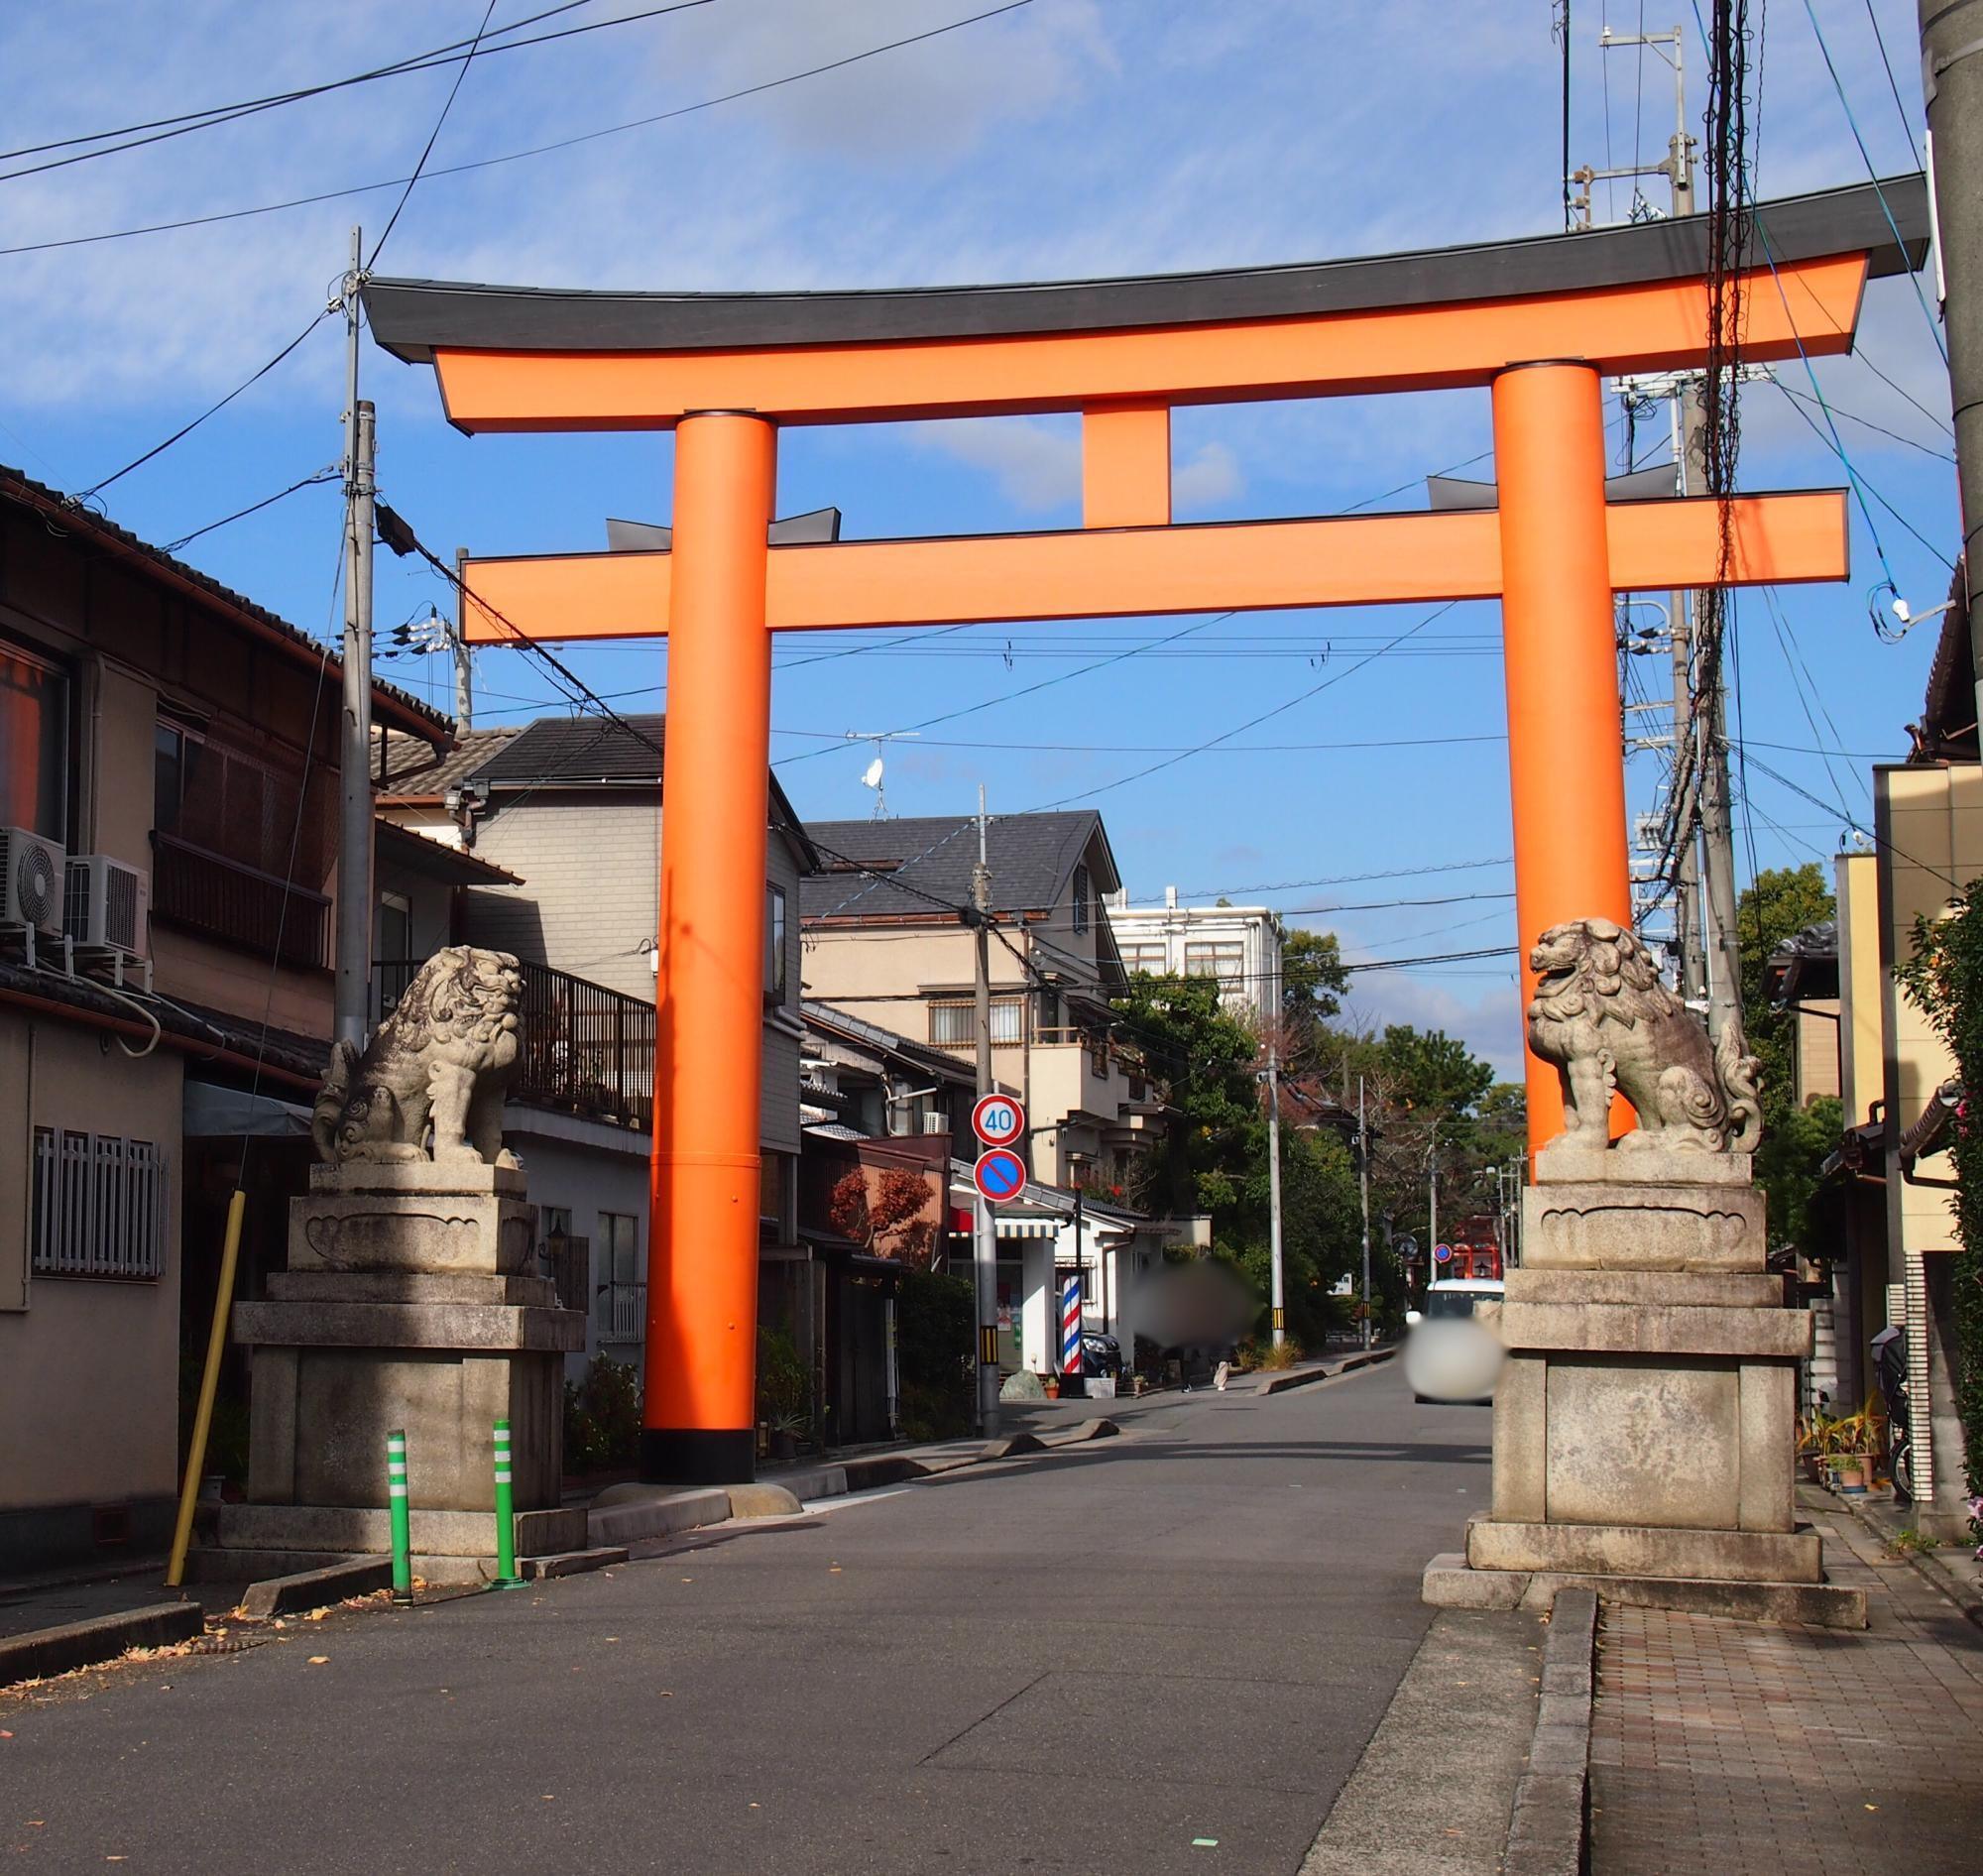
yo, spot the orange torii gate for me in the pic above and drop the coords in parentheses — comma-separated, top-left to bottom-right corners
(368, 176, 1925, 1482)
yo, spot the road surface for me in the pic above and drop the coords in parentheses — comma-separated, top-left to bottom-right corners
(4, 1364, 1490, 1875)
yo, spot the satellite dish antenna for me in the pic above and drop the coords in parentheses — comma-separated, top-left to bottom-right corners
(846, 730, 919, 819)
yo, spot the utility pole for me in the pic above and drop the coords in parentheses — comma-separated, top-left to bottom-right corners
(1920, 1, 1983, 738)
(971, 786, 1000, 1435)
(1426, 1117, 1439, 1295)
(452, 546, 475, 730)
(334, 225, 377, 1051)
(1356, 1075, 1372, 1350)
(1265, 1036, 1285, 1348)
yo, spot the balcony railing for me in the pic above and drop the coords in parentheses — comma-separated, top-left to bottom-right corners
(602, 1280, 645, 1341)
(376, 956, 654, 1131)
(153, 833, 330, 971)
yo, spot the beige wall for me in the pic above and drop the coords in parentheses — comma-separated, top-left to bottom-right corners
(1835, 852, 1883, 1126)
(1792, 999, 1841, 1105)
(0, 1010, 184, 1510)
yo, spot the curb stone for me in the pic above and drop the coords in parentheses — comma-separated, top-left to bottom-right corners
(237, 1557, 393, 1619)
(1502, 1586, 1596, 1876)
(1254, 1347, 1397, 1395)
(1824, 1484, 1983, 1629)
(0, 1601, 204, 1689)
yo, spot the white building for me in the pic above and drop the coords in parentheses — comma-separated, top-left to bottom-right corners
(1105, 886, 1284, 1026)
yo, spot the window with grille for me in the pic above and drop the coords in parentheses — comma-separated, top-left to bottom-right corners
(30, 1128, 167, 1280)
(929, 997, 1021, 1049)
(1072, 865, 1091, 935)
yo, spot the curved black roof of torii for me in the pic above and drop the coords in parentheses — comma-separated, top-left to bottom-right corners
(366, 176, 1927, 362)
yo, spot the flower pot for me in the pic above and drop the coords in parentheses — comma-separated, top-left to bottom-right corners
(1837, 1458, 1868, 1493)
(1042, 1375, 1061, 1401)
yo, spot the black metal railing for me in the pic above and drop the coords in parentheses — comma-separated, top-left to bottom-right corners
(375, 956, 654, 1131)
(152, 832, 330, 971)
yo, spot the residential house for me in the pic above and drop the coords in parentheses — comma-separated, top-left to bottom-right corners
(800, 811, 1196, 1376)
(1810, 587, 1977, 1540)
(1106, 883, 1285, 1026)
(377, 713, 819, 1385)
(0, 464, 454, 1575)
(797, 1000, 975, 1440)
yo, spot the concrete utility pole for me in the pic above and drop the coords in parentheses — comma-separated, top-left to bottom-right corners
(334, 226, 377, 1051)
(452, 546, 475, 730)
(1265, 1037, 1285, 1348)
(1357, 1075, 1372, 1350)
(1921, 0, 1983, 733)
(972, 787, 1000, 1435)
(1427, 1116, 1439, 1292)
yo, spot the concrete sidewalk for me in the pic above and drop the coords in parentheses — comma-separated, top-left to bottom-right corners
(1588, 1500, 1983, 1875)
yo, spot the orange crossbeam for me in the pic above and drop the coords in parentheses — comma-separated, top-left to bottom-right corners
(458, 491, 1847, 645)
(429, 256, 1865, 430)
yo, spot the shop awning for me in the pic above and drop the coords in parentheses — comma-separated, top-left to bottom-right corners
(183, 1083, 314, 1137)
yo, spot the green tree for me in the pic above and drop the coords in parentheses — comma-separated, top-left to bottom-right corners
(1281, 927, 1350, 1062)
(1734, 862, 1838, 1254)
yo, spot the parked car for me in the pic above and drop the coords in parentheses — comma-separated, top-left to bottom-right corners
(1081, 1331, 1123, 1378)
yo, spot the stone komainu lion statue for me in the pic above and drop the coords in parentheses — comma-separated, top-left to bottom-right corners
(312, 946, 524, 1166)
(1527, 917, 1762, 1154)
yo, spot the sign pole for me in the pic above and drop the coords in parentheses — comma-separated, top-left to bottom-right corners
(972, 792, 1001, 1436)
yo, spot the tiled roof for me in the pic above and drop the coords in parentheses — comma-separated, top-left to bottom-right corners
(800, 999, 977, 1087)
(459, 712, 819, 869)
(0, 464, 453, 742)
(377, 727, 520, 799)
(800, 812, 1116, 922)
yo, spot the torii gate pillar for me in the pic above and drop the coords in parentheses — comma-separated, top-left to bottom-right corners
(645, 412, 776, 1483)
(1494, 362, 1635, 1145)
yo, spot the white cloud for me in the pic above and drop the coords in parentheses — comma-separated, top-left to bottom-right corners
(1173, 440, 1241, 511)
(909, 415, 1081, 512)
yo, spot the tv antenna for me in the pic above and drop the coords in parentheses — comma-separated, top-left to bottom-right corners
(845, 731, 920, 819)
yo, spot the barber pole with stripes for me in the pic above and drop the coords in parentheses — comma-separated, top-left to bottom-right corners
(1060, 1273, 1083, 1377)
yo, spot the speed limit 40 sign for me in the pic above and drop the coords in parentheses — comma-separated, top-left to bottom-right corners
(972, 1093, 1026, 1146)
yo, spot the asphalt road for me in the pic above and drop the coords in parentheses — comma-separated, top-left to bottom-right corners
(3, 1365, 1492, 1875)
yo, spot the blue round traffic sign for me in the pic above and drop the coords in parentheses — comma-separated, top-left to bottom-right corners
(1433, 1241, 1454, 1264)
(974, 1147, 1027, 1204)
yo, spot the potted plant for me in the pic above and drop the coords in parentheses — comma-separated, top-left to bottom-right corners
(1042, 1370, 1061, 1401)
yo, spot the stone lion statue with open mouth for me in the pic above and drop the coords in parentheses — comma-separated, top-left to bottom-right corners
(312, 946, 524, 1167)
(1527, 917, 1761, 1154)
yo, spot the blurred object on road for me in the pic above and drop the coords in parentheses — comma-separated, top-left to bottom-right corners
(1135, 1258, 1256, 1353)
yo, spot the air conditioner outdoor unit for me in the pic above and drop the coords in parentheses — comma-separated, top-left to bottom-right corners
(0, 826, 66, 936)
(64, 855, 150, 957)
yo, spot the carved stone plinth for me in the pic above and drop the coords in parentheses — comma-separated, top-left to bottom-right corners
(224, 1162, 584, 1581)
(1425, 1173, 1865, 1628)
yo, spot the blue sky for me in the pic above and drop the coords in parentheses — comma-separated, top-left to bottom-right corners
(0, 1, 1955, 1074)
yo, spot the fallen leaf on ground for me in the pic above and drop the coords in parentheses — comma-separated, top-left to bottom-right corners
(305, 1608, 329, 1622)
(306, 1656, 329, 1666)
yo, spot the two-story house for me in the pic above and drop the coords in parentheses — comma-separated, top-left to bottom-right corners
(1106, 884, 1285, 1026)
(0, 464, 455, 1575)
(376, 713, 819, 1386)
(799, 810, 1197, 1376)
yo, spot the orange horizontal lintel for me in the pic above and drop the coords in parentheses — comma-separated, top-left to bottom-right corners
(457, 491, 1847, 645)
(431, 255, 1866, 430)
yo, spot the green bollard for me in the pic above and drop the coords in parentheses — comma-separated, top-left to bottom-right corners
(493, 1418, 521, 1586)
(387, 1429, 413, 1605)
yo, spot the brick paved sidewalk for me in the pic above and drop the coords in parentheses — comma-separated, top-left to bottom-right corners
(1589, 1505, 1983, 1875)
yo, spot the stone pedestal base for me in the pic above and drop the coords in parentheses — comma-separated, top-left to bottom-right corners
(215, 1164, 584, 1582)
(1424, 1166, 1861, 1625)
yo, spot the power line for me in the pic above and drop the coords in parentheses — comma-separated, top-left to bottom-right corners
(365, 0, 501, 267)
(0, 3, 718, 186)
(70, 306, 335, 505)
(0, 2, 1032, 257)
(160, 466, 340, 552)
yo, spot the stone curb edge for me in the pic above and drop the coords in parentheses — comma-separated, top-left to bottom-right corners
(0, 1601, 203, 1690)
(1824, 1485, 1983, 1629)
(584, 1416, 1123, 1551)
(1254, 1347, 1397, 1395)
(1502, 1585, 1596, 1876)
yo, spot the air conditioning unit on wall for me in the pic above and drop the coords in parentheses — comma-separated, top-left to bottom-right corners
(0, 826, 66, 936)
(65, 855, 150, 957)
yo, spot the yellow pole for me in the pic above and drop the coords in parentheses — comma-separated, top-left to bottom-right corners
(166, 1188, 246, 1589)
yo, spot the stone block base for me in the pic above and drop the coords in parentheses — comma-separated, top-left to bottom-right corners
(1422, 1552, 1867, 1629)
(206, 1502, 589, 1584)
(1466, 1515, 1821, 1583)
